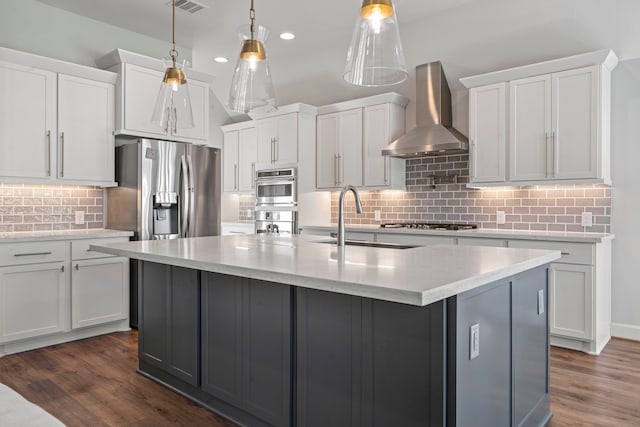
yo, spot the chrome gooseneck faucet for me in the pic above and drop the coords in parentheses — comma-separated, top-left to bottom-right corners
(337, 185, 363, 247)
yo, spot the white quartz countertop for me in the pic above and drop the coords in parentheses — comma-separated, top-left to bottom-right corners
(299, 224, 614, 243)
(91, 234, 560, 306)
(0, 229, 133, 243)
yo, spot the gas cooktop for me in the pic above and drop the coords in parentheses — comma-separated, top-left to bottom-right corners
(380, 223, 478, 231)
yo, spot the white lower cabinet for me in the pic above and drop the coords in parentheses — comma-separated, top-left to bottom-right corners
(0, 236, 130, 356)
(0, 262, 66, 344)
(548, 263, 593, 340)
(71, 257, 129, 330)
(376, 233, 456, 246)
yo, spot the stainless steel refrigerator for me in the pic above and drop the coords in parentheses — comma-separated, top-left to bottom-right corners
(107, 138, 221, 327)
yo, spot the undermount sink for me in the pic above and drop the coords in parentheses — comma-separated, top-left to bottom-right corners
(315, 239, 419, 250)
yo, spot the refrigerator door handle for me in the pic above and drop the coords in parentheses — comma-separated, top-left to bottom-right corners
(180, 155, 190, 238)
(187, 154, 196, 237)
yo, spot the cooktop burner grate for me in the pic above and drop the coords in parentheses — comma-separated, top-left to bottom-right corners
(380, 223, 478, 231)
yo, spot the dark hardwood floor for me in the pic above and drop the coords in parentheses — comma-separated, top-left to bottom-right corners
(0, 331, 639, 426)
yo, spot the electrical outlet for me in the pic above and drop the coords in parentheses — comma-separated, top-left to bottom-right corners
(538, 289, 545, 315)
(581, 212, 593, 227)
(470, 323, 480, 360)
(246, 209, 253, 218)
(496, 211, 506, 225)
(374, 210, 381, 221)
(75, 211, 84, 225)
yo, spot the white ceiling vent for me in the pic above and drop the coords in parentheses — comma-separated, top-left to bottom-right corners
(166, 0, 208, 14)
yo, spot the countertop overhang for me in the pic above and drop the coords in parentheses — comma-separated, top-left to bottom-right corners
(91, 235, 560, 306)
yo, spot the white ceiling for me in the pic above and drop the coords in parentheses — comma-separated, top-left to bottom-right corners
(35, 0, 640, 124)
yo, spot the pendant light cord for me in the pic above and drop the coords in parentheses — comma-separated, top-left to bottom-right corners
(249, 0, 256, 41)
(170, 0, 178, 66)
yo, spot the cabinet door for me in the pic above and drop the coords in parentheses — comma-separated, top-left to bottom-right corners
(256, 118, 277, 164)
(316, 113, 338, 188)
(123, 64, 168, 137)
(363, 104, 391, 187)
(202, 272, 243, 407)
(275, 113, 298, 164)
(223, 131, 239, 192)
(552, 66, 598, 179)
(0, 262, 66, 343)
(58, 74, 115, 183)
(140, 262, 168, 367)
(338, 109, 363, 187)
(238, 127, 258, 192)
(173, 79, 209, 141)
(0, 61, 56, 179)
(469, 83, 506, 183)
(242, 279, 292, 427)
(549, 263, 593, 340)
(512, 266, 549, 427)
(509, 75, 552, 182)
(71, 257, 128, 329)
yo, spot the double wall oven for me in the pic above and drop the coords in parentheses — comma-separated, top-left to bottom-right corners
(254, 168, 298, 235)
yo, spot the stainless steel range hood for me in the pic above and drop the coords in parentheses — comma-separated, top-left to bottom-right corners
(382, 62, 468, 158)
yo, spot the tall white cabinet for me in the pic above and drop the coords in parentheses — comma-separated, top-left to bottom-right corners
(96, 49, 211, 144)
(0, 47, 117, 186)
(256, 112, 299, 166)
(316, 109, 363, 188)
(222, 122, 257, 193)
(461, 49, 617, 187)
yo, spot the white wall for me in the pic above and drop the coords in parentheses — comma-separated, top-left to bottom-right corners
(0, 0, 190, 67)
(611, 59, 640, 340)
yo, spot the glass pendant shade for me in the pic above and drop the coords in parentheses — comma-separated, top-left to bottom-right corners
(228, 25, 277, 115)
(344, 0, 408, 87)
(152, 58, 194, 130)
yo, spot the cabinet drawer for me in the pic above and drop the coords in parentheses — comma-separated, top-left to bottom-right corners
(376, 233, 456, 246)
(458, 237, 508, 247)
(0, 241, 66, 266)
(72, 238, 129, 260)
(507, 240, 594, 265)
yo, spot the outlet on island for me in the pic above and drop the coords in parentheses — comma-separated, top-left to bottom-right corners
(75, 211, 84, 225)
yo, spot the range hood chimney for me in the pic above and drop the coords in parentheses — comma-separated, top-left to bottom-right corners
(382, 62, 468, 158)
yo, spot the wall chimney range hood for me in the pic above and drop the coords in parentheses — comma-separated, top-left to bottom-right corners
(382, 62, 468, 158)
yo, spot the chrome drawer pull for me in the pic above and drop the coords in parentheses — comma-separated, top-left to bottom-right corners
(561, 252, 570, 255)
(13, 251, 53, 257)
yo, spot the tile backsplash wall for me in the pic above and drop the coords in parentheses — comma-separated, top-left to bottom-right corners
(0, 184, 104, 232)
(238, 195, 255, 222)
(331, 154, 612, 233)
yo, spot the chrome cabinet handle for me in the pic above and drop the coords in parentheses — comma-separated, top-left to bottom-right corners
(75, 264, 79, 271)
(274, 138, 278, 162)
(270, 138, 275, 163)
(60, 131, 65, 177)
(551, 131, 556, 177)
(384, 156, 389, 183)
(561, 252, 570, 256)
(165, 108, 170, 133)
(334, 153, 339, 185)
(46, 130, 51, 176)
(234, 164, 238, 190)
(61, 265, 65, 272)
(14, 252, 53, 257)
(338, 154, 343, 184)
(251, 162, 256, 189)
(173, 108, 178, 134)
(544, 132, 549, 178)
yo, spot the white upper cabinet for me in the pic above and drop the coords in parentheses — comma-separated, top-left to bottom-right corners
(461, 49, 617, 187)
(256, 112, 299, 166)
(222, 123, 257, 193)
(315, 93, 408, 191)
(469, 83, 506, 183)
(0, 48, 117, 186)
(97, 49, 211, 144)
(57, 74, 115, 184)
(316, 109, 363, 189)
(363, 101, 406, 189)
(0, 61, 56, 180)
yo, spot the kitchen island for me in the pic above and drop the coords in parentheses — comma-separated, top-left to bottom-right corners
(92, 234, 560, 427)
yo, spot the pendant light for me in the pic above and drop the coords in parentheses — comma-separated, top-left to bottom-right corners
(344, 0, 408, 87)
(151, 0, 194, 130)
(228, 0, 277, 114)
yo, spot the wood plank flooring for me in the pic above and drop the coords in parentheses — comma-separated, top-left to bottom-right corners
(0, 332, 638, 426)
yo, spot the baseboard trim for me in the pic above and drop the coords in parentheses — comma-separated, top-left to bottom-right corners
(611, 323, 640, 341)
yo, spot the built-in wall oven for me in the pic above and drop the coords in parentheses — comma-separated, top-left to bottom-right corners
(255, 168, 297, 206)
(255, 167, 298, 235)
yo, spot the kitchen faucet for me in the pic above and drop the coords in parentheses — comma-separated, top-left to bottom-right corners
(337, 185, 363, 247)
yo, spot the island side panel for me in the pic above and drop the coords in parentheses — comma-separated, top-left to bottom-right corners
(512, 266, 551, 426)
(453, 279, 512, 427)
(139, 262, 168, 369)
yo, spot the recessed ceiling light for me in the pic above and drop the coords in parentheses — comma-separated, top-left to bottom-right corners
(214, 56, 228, 63)
(280, 32, 295, 40)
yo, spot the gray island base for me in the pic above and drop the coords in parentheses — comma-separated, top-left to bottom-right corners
(91, 235, 559, 427)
